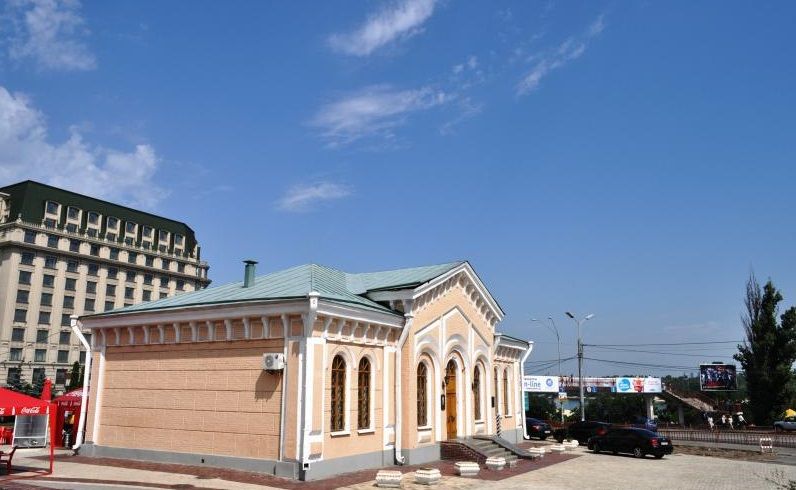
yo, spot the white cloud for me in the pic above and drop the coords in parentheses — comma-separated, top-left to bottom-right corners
(5, 0, 96, 71)
(277, 182, 352, 212)
(0, 85, 165, 208)
(516, 14, 605, 95)
(452, 55, 478, 75)
(311, 84, 452, 147)
(328, 0, 437, 56)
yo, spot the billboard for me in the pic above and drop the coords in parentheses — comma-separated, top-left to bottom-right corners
(615, 377, 662, 394)
(522, 375, 560, 393)
(700, 364, 737, 391)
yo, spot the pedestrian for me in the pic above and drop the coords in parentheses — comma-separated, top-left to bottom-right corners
(721, 413, 727, 427)
(737, 412, 747, 429)
(707, 414, 714, 431)
(728, 415, 734, 430)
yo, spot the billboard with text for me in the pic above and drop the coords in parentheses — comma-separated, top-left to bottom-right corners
(700, 364, 737, 391)
(522, 375, 560, 393)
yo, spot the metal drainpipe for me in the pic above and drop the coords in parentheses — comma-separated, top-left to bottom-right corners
(519, 341, 535, 440)
(394, 303, 414, 465)
(70, 315, 91, 452)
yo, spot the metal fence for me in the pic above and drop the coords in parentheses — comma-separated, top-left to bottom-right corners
(659, 429, 796, 449)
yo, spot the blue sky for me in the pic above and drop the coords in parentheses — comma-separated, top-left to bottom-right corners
(1, 1, 795, 376)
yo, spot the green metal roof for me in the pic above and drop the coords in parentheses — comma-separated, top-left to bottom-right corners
(89, 261, 464, 318)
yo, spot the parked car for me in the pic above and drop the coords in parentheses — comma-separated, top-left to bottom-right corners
(773, 416, 796, 432)
(554, 421, 612, 445)
(630, 416, 658, 432)
(588, 428, 673, 459)
(525, 417, 553, 440)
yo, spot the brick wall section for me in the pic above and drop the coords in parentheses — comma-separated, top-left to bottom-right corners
(440, 441, 486, 464)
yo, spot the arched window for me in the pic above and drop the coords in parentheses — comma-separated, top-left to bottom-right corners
(503, 369, 510, 415)
(358, 357, 371, 429)
(473, 366, 482, 421)
(417, 362, 428, 426)
(331, 355, 346, 431)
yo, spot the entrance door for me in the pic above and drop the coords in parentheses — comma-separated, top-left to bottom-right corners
(445, 360, 457, 439)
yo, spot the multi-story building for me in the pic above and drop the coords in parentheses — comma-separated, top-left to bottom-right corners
(0, 180, 210, 392)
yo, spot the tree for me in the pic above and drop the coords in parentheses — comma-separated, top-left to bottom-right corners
(734, 274, 796, 424)
(526, 395, 557, 420)
(67, 361, 83, 391)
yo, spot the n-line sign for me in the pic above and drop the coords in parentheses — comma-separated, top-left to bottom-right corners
(523, 376, 662, 394)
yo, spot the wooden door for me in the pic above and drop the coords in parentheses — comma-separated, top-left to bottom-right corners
(445, 360, 457, 439)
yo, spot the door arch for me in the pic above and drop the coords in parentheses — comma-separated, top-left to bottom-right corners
(445, 359, 458, 439)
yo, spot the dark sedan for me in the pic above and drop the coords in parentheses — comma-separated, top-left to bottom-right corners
(588, 428, 673, 459)
(525, 417, 553, 440)
(555, 421, 612, 445)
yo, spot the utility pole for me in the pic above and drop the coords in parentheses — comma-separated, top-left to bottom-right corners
(532, 317, 563, 424)
(566, 312, 594, 422)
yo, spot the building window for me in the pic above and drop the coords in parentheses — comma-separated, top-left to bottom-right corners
(55, 369, 67, 385)
(34, 349, 46, 363)
(126, 221, 136, 234)
(21, 252, 35, 265)
(107, 216, 118, 229)
(358, 357, 371, 430)
(145, 256, 154, 267)
(106, 232, 117, 241)
(104, 301, 115, 311)
(14, 309, 27, 323)
(61, 314, 71, 327)
(128, 251, 138, 264)
(57, 350, 69, 363)
(66, 223, 78, 233)
(159, 230, 168, 242)
(44, 256, 57, 269)
(176, 280, 185, 291)
(84, 298, 95, 312)
(7, 368, 21, 385)
(143, 241, 152, 250)
(90, 244, 99, 256)
(66, 259, 78, 272)
(88, 212, 99, 225)
(32, 368, 45, 384)
(142, 290, 151, 301)
(38, 311, 51, 325)
(87, 228, 97, 237)
(65, 278, 76, 291)
(43, 274, 55, 287)
(473, 366, 482, 421)
(177, 262, 185, 273)
(41, 292, 53, 306)
(67, 206, 80, 220)
(47, 234, 59, 248)
(86, 281, 97, 294)
(126, 271, 136, 282)
(417, 362, 428, 427)
(331, 355, 346, 432)
(9, 349, 22, 362)
(109, 248, 119, 260)
(36, 330, 48, 343)
(87, 263, 99, 276)
(45, 201, 59, 215)
(162, 259, 170, 271)
(16, 290, 29, 304)
(59, 331, 70, 345)
(106, 284, 116, 296)
(19, 270, 32, 285)
(12, 328, 25, 342)
(143, 225, 153, 237)
(503, 369, 509, 415)
(79, 351, 86, 364)
(125, 287, 134, 300)
(159, 275, 169, 286)
(24, 230, 37, 244)
(107, 267, 118, 279)
(144, 274, 153, 285)
(63, 296, 75, 309)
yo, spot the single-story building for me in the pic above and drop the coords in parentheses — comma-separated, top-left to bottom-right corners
(79, 260, 532, 480)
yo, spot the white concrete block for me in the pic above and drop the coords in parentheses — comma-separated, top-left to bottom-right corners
(454, 461, 480, 477)
(414, 467, 442, 485)
(485, 456, 506, 471)
(376, 470, 402, 487)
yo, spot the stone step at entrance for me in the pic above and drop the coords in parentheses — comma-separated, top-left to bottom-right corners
(440, 436, 535, 465)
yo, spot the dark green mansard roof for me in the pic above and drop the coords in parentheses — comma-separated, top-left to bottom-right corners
(91, 261, 465, 317)
(0, 180, 197, 251)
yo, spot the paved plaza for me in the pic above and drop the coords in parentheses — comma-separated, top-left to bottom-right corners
(2, 446, 796, 489)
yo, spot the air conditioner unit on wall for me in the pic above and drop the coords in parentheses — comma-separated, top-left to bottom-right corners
(262, 353, 285, 371)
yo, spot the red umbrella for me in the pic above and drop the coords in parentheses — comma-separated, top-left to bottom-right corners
(40, 379, 52, 401)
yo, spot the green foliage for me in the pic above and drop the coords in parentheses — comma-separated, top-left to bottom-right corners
(586, 393, 645, 423)
(734, 275, 796, 425)
(67, 361, 83, 391)
(525, 395, 558, 420)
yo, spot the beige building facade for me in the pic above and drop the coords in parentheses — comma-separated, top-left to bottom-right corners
(0, 181, 210, 392)
(80, 261, 531, 480)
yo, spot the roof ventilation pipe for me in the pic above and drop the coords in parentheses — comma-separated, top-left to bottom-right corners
(243, 260, 258, 287)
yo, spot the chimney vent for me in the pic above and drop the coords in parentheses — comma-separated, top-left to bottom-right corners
(243, 260, 257, 288)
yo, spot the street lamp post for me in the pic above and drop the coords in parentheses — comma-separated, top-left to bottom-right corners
(565, 312, 594, 422)
(531, 317, 564, 424)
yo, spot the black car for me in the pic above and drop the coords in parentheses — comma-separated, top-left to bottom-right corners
(525, 417, 553, 440)
(554, 421, 612, 445)
(587, 428, 673, 459)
